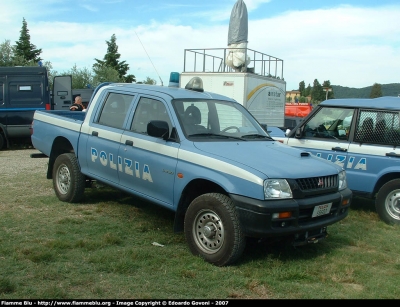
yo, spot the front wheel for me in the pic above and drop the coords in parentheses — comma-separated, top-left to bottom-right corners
(375, 179, 400, 225)
(52, 153, 85, 203)
(184, 193, 245, 266)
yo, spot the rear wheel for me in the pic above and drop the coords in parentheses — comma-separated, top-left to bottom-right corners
(375, 179, 400, 225)
(52, 153, 85, 203)
(184, 193, 245, 266)
(0, 133, 4, 150)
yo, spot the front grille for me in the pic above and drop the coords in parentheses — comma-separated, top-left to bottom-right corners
(288, 175, 338, 198)
(296, 175, 338, 190)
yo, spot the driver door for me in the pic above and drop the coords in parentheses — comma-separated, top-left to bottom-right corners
(285, 106, 354, 169)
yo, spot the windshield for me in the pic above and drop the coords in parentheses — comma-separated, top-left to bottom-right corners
(172, 99, 272, 141)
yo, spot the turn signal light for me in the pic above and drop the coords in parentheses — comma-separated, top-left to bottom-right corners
(272, 211, 292, 219)
(342, 199, 350, 206)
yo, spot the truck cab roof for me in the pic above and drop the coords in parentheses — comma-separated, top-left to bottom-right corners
(100, 83, 237, 102)
(320, 96, 400, 110)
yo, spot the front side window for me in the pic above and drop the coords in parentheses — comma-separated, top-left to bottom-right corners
(131, 97, 171, 135)
(304, 107, 354, 140)
(97, 93, 134, 129)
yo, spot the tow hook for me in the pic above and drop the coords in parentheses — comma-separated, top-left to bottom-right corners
(292, 227, 328, 246)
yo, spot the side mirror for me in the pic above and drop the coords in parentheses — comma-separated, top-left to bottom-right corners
(295, 127, 303, 138)
(260, 123, 268, 132)
(147, 120, 170, 140)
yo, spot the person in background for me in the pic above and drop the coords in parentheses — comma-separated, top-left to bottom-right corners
(70, 96, 85, 111)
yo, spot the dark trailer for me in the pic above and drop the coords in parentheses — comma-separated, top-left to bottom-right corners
(0, 66, 73, 149)
(0, 66, 51, 148)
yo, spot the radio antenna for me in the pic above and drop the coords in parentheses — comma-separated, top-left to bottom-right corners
(134, 30, 163, 86)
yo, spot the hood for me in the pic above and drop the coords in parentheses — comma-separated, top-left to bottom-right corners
(193, 141, 341, 179)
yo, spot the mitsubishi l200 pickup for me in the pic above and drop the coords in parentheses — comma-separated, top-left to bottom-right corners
(31, 78, 352, 266)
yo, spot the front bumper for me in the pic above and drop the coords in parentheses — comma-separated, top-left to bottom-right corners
(231, 187, 352, 238)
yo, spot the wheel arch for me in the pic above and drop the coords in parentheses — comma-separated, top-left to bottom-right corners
(47, 136, 75, 179)
(373, 172, 400, 197)
(173, 178, 228, 233)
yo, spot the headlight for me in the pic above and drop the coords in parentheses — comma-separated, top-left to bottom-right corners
(338, 170, 347, 191)
(264, 179, 292, 199)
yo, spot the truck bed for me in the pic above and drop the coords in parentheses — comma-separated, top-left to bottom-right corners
(40, 110, 87, 121)
(31, 110, 86, 157)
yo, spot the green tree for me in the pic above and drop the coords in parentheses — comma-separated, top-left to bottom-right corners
(63, 64, 93, 89)
(0, 39, 36, 66)
(142, 77, 157, 85)
(93, 34, 135, 82)
(305, 84, 311, 97)
(0, 40, 15, 66)
(311, 79, 324, 103)
(299, 81, 305, 97)
(322, 80, 334, 100)
(14, 18, 42, 64)
(44, 61, 58, 89)
(125, 74, 136, 83)
(370, 83, 383, 98)
(92, 66, 122, 87)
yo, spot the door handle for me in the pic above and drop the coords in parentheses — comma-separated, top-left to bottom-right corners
(92, 131, 98, 136)
(331, 146, 347, 152)
(386, 152, 400, 158)
(125, 140, 133, 146)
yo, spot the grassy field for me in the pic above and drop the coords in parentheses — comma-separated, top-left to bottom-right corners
(0, 148, 399, 299)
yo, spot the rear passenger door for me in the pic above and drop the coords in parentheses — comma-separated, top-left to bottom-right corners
(119, 95, 179, 208)
(346, 109, 400, 194)
(286, 106, 354, 168)
(84, 92, 134, 185)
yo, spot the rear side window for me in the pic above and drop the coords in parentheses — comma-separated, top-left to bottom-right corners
(97, 93, 135, 129)
(355, 109, 400, 145)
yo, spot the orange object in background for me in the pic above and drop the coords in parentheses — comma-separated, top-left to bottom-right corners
(285, 103, 313, 117)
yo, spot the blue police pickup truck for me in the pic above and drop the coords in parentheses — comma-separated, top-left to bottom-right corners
(274, 96, 400, 225)
(31, 78, 352, 266)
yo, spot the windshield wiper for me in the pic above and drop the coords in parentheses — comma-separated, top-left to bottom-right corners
(241, 134, 274, 140)
(188, 133, 246, 141)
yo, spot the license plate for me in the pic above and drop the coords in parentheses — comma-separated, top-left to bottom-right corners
(312, 203, 332, 217)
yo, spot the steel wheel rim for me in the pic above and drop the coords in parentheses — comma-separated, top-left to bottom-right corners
(56, 164, 71, 195)
(385, 189, 400, 221)
(192, 209, 225, 254)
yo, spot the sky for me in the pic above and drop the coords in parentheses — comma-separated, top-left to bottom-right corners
(1, 0, 400, 90)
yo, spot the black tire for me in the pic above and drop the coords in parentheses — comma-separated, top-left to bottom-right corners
(0, 133, 4, 150)
(375, 179, 400, 225)
(52, 153, 85, 203)
(184, 193, 246, 266)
